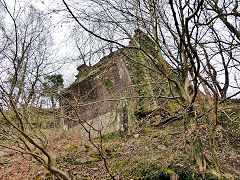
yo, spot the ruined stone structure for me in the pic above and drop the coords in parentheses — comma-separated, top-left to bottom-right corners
(61, 29, 171, 135)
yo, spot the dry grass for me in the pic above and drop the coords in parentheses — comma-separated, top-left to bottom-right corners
(0, 115, 239, 179)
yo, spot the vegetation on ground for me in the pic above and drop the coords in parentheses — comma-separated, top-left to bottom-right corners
(0, 105, 239, 179)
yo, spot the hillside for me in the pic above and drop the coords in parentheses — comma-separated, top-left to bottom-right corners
(0, 101, 239, 179)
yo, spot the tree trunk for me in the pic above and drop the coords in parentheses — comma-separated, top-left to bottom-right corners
(186, 108, 207, 175)
(209, 93, 221, 174)
(51, 95, 56, 108)
(48, 166, 71, 180)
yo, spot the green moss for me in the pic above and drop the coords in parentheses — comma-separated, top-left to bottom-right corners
(89, 157, 102, 163)
(110, 157, 167, 179)
(164, 168, 174, 174)
(135, 106, 163, 119)
(144, 127, 153, 133)
(101, 74, 112, 94)
(170, 103, 181, 109)
(149, 132, 158, 138)
(170, 165, 218, 180)
(102, 132, 118, 142)
(129, 161, 164, 179)
(132, 52, 148, 98)
(111, 159, 130, 168)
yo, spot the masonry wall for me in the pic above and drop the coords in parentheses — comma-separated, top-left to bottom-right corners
(61, 54, 135, 133)
(61, 29, 174, 134)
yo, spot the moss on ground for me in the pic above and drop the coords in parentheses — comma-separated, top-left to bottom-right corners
(1, 107, 240, 179)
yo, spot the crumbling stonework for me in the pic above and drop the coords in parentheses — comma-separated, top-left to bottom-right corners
(61, 29, 171, 134)
(61, 51, 135, 131)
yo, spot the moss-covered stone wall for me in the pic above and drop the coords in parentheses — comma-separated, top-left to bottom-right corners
(61, 29, 175, 133)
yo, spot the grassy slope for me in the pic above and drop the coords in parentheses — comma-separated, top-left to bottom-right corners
(0, 113, 239, 180)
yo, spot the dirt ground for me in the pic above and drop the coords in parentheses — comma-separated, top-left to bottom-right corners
(1, 118, 239, 180)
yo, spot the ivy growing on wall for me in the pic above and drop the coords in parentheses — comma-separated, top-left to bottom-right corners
(101, 74, 113, 94)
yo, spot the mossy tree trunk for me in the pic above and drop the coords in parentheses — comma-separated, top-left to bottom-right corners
(200, 78, 221, 175)
(185, 107, 207, 175)
(209, 92, 221, 174)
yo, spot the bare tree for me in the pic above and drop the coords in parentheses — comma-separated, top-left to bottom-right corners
(0, 1, 70, 179)
(69, 19, 118, 67)
(62, 0, 240, 178)
(43, 74, 64, 108)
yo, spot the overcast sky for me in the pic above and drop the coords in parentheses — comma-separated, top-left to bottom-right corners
(4, 0, 80, 86)
(3, 0, 240, 98)
(36, 0, 80, 86)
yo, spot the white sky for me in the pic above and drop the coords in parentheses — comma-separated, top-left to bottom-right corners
(3, 0, 240, 98)
(34, 0, 80, 86)
(4, 0, 80, 86)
